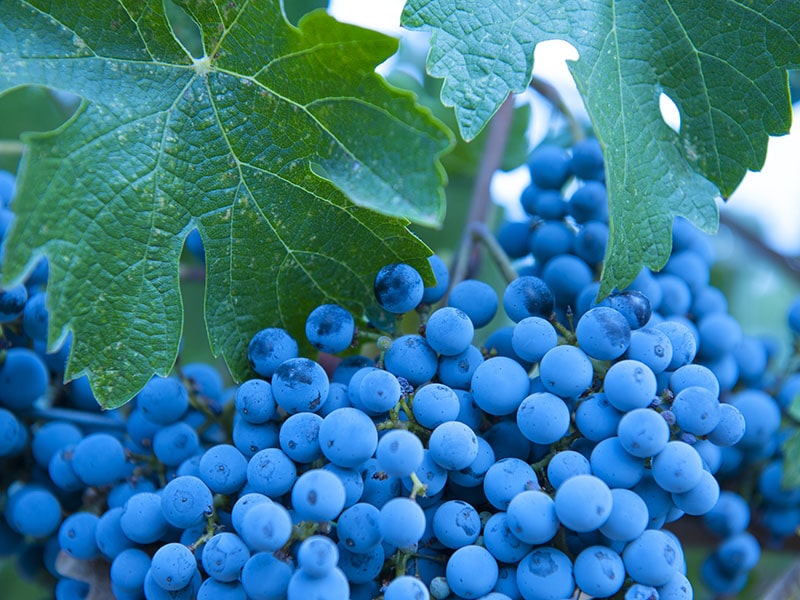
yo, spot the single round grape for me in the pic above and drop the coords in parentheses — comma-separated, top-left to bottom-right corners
(507, 490, 558, 544)
(120, 493, 168, 544)
(623, 529, 682, 586)
(538, 345, 593, 399)
(546, 450, 591, 489)
(197, 579, 247, 600)
(516, 392, 570, 445)
(358, 369, 401, 414)
(72, 433, 128, 487)
(153, 422, 201, 467)
(292, 469, 346, 522)
(248, 328, 298, 377)
(574, 546, 625, 597)
(271, 357, 329, 414)
(446, 544, 499, 599)
(516, 547, 574, 600)
(541, 254, 593, 308)
(603, 359, 657, 411)
(429, 421, 478, 471)
(337, 542, 384, 585)
(426, 306, 474, 356)
(575, 393, 622, 442)
(94, 506, 135, 560)
(137, 376, 189, 424)
(58, 512, 100, 560)
(234, 379, 276, 424)
(528, 144, 571, 189)
(379, 497, 425, 549)
(384, 334, 438, 386)
(574, 220, 609, 266)
(568, 181, 608, 223)
(318, 407, 378, 468)
(599, 488, 649, 542)
(337, 503, 382, 553)
(554, 474, 612, 532)
(654, 321, 697, 370)
(199, 444, 248, 495)
(0, 408, 27, 458)
(0, 347, 48, 410)
(241, 502, 293, 552)
(241, 553, 292, 600)
(671, 385, 720, 436)
(247, 448, 297, 498)
(161, 475, 214, 529)
(305, 304, 355, 354)
(412, 383, 460, 429)
(151, 543, 197, 590)
(7, 487, 62, 538)
(570, 137, 604, 180)
(617, 408, 670, 458)
(448, 279, 498, 328)
(22, 291, 48, 341)
(0, 284, 27, 322)
(287, 568, 350, 600)
(651, 441, 704, 493)
(627, 327, 673, 373)
(483, 458, 539, 511)
(376, 429, 424, 478)
(373, 263, 424, 314)
(529, 220, 574, 264)
(432, 500, 480, 549)
(697, 312, 742, 360)
(498, 219, 532, 259)
(728, 389, 781, 449)
(672, 468, 720, 516)
(511, 317, 557, 363)
(111, 548, 151, 592)
(383, 575, 430, 600)
(502, 276, 555, 322)
(470, 356, 530, 416)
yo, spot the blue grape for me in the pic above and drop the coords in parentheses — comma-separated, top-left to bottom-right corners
(161, 476, 214, 529)
(153, 422, 200, 467)
(318, 407, 378, 468)
(337, 543, 384, 584)
(626, 327, 673, 373)
(305, 304, 355, 354)
(94, 506, 135, 560)
(734, 335, 769, 385)
(332, 355, 374, 385)
(446, 544, 499, 598)
(697, 313, 742, 360)
(31, 421, 81, 467)
(569, 138, 604, 180)
(197, 579, 246, 600)
(511, 317, 557, 363)
(574, 221, 609, 266)
(0, 347, 48, 409)
(437, 345, 484, 389)
(503, 276, 555, 322)
(516, 547, 574, 600)
(358, 369, 401, 413)
(703, 491, 750, 537)
(379, 497, 425, 548)
(516, 392, 570, 445)
(120, 493, 168, 544)
(425, 306, 474, 356)
(470, 356, 531, 416)
(575, 393, 622, 441)
(199, 444, 247, 494)
(603, 359, 657, 411)
(136, 376, 189, 425)
(271, 357, 329, 414)
(617, 408, 670, 458)
(623, 529, 682, 586)
(448, 279, 498, 328)
(528, 144, 571, 189)
(0, 408, 27, 457)
(654, 321, 697, 369)
(789, 296, 800, 334)
(234, 379, 276, 424)
(337, 503, 382, 553)
(483, 458, 539, 510)
(554, 474, 612, 532)
(241, 502, 293, 551)
(758, 460, 800, 506)
(529, 221, 574, 264)
(664, 250, 709, 293)
(0, 284, 27, 322)
(506, 490, 558, 544)
(412, 383, 459, 429)
(182, 362, 224, 402)
(672, 468, 720, 515)
(538, 345, 593, 399)
(110, 548, 151, 593)
(422, 254, 450, 304)
(144, 568, 201, 599)
(279, 411, 323, 463)
(360, 458, 402, 508)
(574, 546, 624, 597)
(72, 433, 128, 487)
(384, 575, 430, 600)
(58, 512, 100, 560)
(546, 450, 591, 489)
(432, 500, 480, 549)
(248, 328, 298, 377)
(7, 487, 62, 538)
(22, 291, 48, 342)
(292, 469, 346, 522)
(384, 334, 438, 386)
(231, 493, 271, 536)
(429, 421, 478, 470)
(599, 488, 648, 542)
(376, 429, 424, 477)
(568, 181, 608, 223)
(483, 325, 532, 368)
(658, 571, 693, 600)
(716, 531, 760, 574)
(151, 542, 197, 590)
(497, 220, 533, 259)
(246, 448, 297, 498)
(232, 416, 278, 458)
(728, 389, 781, 449)
(241, 553, 292, 600)
(671, 385, 720, 435)
(287, 567, 349, 600)
(541, 254, 593, 308)
(652, 441, 704, 493)
(533, 189, 568, 220)
(322, 464, 363, 507)
(202, 532, 249, 582)
(448, 436, 495, 488)
(318, 381, 350, 416)
(373, 263, 424, 314)
(669, 364, 719, 396)
(657, 274, 692, 316)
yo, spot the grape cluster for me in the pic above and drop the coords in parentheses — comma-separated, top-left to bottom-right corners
(0, 134, 798, 600)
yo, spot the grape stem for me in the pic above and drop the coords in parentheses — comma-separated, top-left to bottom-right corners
(0, 141, 24, 156)
(20, 406, 127, 431)
(447, 94, 516, 299)
(529, 76, 584, 142)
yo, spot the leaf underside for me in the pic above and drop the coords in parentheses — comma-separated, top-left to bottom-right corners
(0, 0, 452, 408)
(402, 0, 800, 295)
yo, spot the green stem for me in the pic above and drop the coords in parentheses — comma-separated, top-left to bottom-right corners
(470, 222, 518, 284)
(409, 472, 428, 499)
(0, 141, 24, 156)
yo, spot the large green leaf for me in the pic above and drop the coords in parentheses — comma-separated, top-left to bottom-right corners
(0, 0, 452, 408)
(402, 0, 800, 295)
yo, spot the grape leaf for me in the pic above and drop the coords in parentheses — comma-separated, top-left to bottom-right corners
(402, 0, 800, 295)
(782, 431, 800, 489)
(0, 0, 452, 408)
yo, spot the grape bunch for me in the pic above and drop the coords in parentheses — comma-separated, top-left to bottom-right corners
(0, 133, 797, 600)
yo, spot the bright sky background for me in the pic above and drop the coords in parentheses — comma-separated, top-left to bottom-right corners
(329, 0, 800, 256)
